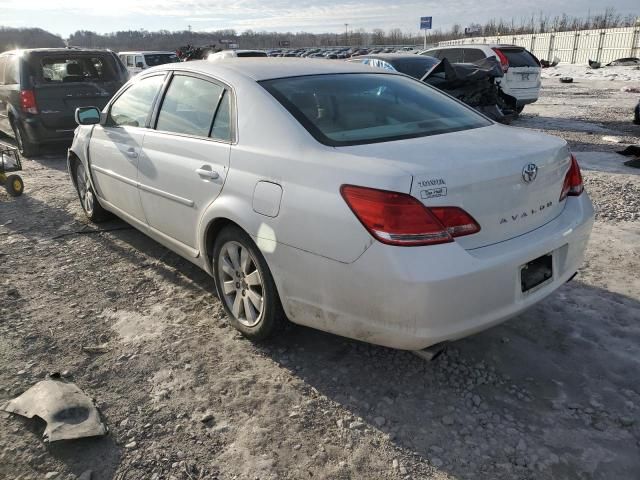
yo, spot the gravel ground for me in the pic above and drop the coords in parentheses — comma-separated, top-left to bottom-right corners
(0, 73, 639, 480)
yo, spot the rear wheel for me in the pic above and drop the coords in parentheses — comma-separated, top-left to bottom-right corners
(5, 175, 24, 196)
(516, 105, 525, 114)
(74, 161, 109, 222)
(213, 226, 282, 341)
(11, 120, 38, 157)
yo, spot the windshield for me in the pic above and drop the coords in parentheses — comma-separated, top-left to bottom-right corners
(261, 73, 491, 146)
(144, 53, 179, 66)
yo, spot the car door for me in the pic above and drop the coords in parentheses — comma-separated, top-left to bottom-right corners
(89, 73, 166, 221)
(137, 72, 232, 250)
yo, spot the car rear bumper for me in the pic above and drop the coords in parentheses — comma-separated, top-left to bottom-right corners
(503, 87, 540, 105)
(266, 193, 594, 350)
(21, 117, 76, 145)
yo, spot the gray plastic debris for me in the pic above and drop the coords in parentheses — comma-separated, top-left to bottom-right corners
(1, 379, 107, 442)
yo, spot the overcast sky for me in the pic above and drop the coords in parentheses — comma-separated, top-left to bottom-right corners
(0, 0, 637, 36)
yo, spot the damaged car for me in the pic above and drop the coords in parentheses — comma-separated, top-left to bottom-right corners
(349, 54, 513, 122)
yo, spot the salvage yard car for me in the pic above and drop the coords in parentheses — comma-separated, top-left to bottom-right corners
(118, 51, 179, 76)
(421, 44, 541, 113)
(67, 58, 594, 351)
(0, 48, 128, 156)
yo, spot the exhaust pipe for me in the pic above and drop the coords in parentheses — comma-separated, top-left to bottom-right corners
(412, 342, 448, 362)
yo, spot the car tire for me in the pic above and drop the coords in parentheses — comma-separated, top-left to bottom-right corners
(516, 105, 525, 114)
(5, 174, 24, 197)
(213, 225, 283, 341)
(74, 160, 109, 222)
(11, 120, 38, 158)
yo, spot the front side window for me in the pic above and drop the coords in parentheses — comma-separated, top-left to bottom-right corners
(262, 73, 490, 147)
(156, 75, 224, 137)
(108, 75, 164, 127)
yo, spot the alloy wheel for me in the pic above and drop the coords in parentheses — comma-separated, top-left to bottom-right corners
(217, 241, 264, 327)
(75, 162, 94, 216)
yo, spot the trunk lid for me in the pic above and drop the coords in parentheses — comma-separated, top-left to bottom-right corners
(34, 82, 118, 129)
(340, 124, 571, 249)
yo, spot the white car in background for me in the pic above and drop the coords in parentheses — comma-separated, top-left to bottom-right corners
(421, 44, 541, 113)
(67, 59, 593, 351)
(118, 51, 179, 76)
(206, 50, 268, 61)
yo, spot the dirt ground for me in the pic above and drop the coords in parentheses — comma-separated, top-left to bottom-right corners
(1, 72, 639, 480)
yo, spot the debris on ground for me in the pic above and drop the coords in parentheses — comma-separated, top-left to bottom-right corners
(588, 59, 601, 69)
(606, 57, 640, 67)
(1, 379, 107, 442)
(81, 343, 110, 354)
(559, 76, 573, 83)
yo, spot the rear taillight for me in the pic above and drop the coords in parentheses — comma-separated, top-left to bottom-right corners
(340, 185, 480, 246)
(492, 48, 509, 72)
(20, 90, 38, 114)
(559, 154, 584, 201)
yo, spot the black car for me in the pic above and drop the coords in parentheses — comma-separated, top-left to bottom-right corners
(0, 48, 128, 156)
(350, 54, 511, 122)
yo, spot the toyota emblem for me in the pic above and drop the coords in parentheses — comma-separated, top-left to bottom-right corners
(522, 163, 538, 183)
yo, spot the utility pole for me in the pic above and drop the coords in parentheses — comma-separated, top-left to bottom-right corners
(344, 23, 349, 46)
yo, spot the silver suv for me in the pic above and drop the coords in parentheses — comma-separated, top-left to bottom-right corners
(422, 44, 541, 113)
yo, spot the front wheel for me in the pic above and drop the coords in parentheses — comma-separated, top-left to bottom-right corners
(5, 174, 24, 196)
(213, 226, 283, 341)
(74, 161, 109, 222)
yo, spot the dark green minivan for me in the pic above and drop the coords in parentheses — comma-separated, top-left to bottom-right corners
(0, 48, 128, 156)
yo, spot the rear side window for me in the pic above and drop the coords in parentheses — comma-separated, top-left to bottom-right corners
(438, 48, 464, 63)
(262, 73, 490, 147)
(3, 57, 18, 84)
(144, 53, 179, 66)
(108, 74, 164, 127)
(463, 49, 486, 63)
(156, 75, 226, 138)
(39, 56, 117, 83)
(499, 48, 539, 67)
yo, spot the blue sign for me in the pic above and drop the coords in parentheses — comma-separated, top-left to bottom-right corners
(420, 16, 432, 30)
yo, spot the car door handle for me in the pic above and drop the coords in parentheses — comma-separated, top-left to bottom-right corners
(125, 148, 138, 159)
(196, 168, 219, 180)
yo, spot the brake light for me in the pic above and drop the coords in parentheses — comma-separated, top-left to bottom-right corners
(492, 48, 509, 72)
(20, 90, 38, 114)
(559, 154, 584, 201)
(340, 185, 480, 246)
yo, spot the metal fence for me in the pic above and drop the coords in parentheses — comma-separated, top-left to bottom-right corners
(438, 27, 640, 64)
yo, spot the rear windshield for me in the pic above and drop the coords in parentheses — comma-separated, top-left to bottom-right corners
(39, 56, 117, 83)
(261, 73, 491, 147)
(144, 53, 179, 66)
(236, 51, 267, 58)
(387, 57, 440, 79)
(499, 48, 539, 68)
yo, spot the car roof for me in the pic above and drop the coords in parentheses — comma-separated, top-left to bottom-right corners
(429, 44, 522, 49)
(1, 47, 115, 56)
(119, 51, 176, 55)
(148, 58, 395, 81)
(357, 54, 433, 60)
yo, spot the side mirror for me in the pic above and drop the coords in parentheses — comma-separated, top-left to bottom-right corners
(75, 106, 101, 125)
(136, 62, 144, 68)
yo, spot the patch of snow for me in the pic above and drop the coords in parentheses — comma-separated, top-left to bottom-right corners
(542, 64, 640, 82)
(574, 151, 640, 175)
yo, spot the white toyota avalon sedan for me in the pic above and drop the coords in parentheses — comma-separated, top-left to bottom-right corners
(68, 58, 594, 351)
